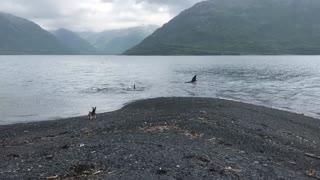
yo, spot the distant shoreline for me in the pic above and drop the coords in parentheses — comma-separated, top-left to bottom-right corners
(1, 97, 319, 179)
(1, 95, 317, 126)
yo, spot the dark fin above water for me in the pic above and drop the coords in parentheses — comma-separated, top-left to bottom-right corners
(191, 75, 197, 83)
(185, 75, 197, 83)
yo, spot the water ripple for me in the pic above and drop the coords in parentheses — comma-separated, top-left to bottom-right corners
(1, 55, 320, 124)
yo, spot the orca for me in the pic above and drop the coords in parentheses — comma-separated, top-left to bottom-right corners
(185, 75, 197, 83)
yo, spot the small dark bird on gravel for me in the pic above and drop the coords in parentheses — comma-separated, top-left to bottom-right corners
(185, 75, 197, 84)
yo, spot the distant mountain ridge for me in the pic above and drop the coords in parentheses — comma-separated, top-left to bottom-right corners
(125, 0, 320, 55)
(78, 25, 158, 54)
(0, 12, 158, 55)
(52, 28, 98, 55)
(0, 12, 73, 55)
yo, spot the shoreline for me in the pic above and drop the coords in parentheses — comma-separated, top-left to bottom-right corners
(1, 97, 319, 179)
(2, 96, 318, 126)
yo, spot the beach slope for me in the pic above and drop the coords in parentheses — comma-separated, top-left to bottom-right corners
(0, 97, 319, 179)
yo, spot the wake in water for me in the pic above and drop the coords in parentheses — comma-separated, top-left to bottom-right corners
(81, 83, 148, 94)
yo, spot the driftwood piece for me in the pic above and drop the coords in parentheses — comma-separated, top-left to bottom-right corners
(305, 153, 320, 160)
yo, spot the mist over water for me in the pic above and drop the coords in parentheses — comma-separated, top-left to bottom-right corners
(1, 55, 320, 124)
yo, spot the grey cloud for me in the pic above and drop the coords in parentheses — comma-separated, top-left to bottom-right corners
(0, 0, 202, 31)
(101, 0, 115, 2)
(135, 0, 201, 14)
(135, 0, 198, 6)
(0, 0, 62, 19)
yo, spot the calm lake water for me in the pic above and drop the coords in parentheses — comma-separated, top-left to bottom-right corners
(1, 55, 320, 125)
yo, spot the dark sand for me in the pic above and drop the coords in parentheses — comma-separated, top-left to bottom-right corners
(0, 97, 319, 180)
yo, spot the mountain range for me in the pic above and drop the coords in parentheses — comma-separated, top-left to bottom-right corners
(0, 12, 157, 55)
(78, 25, 158, 54)
(125, 0, 320, 55)
(2, 0, 320, 55)
(0, 12, 73, 55)
(51, 28, 98, 55)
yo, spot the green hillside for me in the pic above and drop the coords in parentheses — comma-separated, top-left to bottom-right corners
(0, 12, 73, 55)
(125, 0, 320, 55)
(52, 28, 98, 55)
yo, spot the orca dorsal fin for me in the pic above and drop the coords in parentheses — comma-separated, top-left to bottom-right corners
(185, 75, 197, 83)
(191, 75, 197, 83)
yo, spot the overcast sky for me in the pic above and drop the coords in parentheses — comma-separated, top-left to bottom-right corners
(0, 0, 202, 32)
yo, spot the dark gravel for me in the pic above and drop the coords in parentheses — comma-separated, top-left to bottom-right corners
(0, 97, 320, 179)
